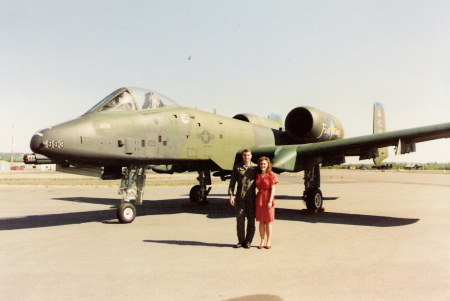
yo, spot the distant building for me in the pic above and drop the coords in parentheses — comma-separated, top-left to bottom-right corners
(405, 164, 423, 170)
(0, 161, 10, 171)
(0, 160, 55, 172)
(36, 164, 56, 171)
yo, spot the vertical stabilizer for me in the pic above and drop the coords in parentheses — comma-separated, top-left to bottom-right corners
(373, 102, 389, 165)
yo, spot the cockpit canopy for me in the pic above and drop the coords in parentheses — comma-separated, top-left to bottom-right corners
(86, 87, 177, 114)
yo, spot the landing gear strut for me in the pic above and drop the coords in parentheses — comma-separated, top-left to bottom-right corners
(189, 170, 212, 203)
(117, 165, 147, 223)
(303, 165, 323, 211)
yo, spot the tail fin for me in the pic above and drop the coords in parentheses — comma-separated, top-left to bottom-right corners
(373, 102, 389, 165)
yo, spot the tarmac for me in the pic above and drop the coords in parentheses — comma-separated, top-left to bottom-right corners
(0, 169, 449, 300)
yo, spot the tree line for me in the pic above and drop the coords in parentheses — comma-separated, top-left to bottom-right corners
(1, 153, 449, 170)
(323, 162, 450, 170)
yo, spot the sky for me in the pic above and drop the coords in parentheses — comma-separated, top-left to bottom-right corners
(1, 0, 449, 164)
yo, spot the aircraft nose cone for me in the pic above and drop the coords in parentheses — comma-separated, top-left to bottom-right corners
(30, 131, 44, 153)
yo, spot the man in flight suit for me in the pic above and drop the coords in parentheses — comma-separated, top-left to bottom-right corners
(228, 149, 257, 249)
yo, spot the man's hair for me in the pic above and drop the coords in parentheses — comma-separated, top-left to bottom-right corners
(242, 149, 252, 154)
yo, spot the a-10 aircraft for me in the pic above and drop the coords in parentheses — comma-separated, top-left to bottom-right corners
(24, 87, 450, 223)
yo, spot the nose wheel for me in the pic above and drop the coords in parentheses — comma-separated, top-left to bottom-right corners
(117, 203, 136, 223)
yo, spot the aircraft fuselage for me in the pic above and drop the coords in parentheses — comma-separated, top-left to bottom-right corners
(30, 105, 278, 170)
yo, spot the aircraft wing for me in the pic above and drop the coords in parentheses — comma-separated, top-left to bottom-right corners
(250, 122, 450, 172)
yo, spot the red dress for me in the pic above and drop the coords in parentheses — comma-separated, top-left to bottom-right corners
(255, 172, 279, 222)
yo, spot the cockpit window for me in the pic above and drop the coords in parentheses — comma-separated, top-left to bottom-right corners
(128, 87, 177, 110)
(85, 87, 177, 114)
(98, 91, 136, 112)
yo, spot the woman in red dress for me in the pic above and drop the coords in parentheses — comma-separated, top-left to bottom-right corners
(255, 157, 278, 249)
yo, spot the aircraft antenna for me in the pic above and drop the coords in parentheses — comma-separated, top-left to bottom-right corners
(10, 123, 14, 170)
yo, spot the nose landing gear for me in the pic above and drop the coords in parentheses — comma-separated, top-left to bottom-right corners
(188, 170, 212, 203)
(117, 165, 147, 223)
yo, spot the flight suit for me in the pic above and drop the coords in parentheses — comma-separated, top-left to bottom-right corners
(228, 162, 257, 245)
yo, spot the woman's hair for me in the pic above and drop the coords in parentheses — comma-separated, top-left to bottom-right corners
(258, 156, 272, 173)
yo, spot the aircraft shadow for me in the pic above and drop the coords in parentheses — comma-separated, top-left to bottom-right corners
(276, 195, 338, 201)
(277, 209, 419, 227)
(143, 240, 231, 248)
(0, 209, 114, 231)
(197, 193, 338, 201)
(0, 196, 418, 231)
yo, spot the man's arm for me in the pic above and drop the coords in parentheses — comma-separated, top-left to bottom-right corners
(228, 167, 237, 206)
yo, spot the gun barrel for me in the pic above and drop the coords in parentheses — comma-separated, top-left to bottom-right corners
(23, 154, 53, 164)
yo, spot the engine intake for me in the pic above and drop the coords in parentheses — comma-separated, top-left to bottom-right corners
(285, 107, 344, 143)
(233, 113, 282, 130)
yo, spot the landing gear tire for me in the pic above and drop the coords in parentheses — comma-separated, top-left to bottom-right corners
(304, 188, 323, 211)
(189, 185, 206, 203)
(117, 203, 136, 223)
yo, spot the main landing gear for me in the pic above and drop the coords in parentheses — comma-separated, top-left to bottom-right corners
(189, 170, 212, 203)
(117, 165, 147, 223)
(302, 165, 324, 212)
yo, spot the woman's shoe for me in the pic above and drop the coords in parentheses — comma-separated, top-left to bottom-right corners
(258, 240, 265, 249)
(264, 246, 271, 249)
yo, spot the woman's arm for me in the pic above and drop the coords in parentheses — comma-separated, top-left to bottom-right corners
(268, 185, 276, 209)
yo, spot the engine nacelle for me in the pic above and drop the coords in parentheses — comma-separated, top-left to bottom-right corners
(233, 113, 282, 130)
(285, 107, 344, 143)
